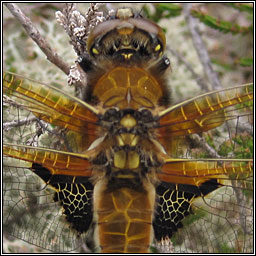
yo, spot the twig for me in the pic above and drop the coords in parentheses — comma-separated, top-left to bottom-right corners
(26, 119, 48, 146)
(183, 3, 222, 91)
(4, 3, 70, 75)
(56, 3, 106, 86)
(3, 95, 23, 108)
(3, 117, 38, 130)
(189, 134, 221, 158)
(167, 46, 211, 92)
(237, 122, 253, 136)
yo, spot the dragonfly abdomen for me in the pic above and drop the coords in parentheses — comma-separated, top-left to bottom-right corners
(93, 177, 155, 253)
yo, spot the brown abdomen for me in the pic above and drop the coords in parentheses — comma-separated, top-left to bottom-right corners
(94, 179, 155, 253)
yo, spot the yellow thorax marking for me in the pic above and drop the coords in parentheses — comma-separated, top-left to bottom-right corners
(114, 150, 140, 170)
(121, 53, 133, 59)
(120, 114, 137, 128)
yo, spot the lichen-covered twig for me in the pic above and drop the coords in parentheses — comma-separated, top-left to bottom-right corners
(190, 134, 221, 158)
(4, 3, 70, 75)
(4, 3, 108, 88)
(3, 117, 38, 130)
(56, 3, 109, 86)
(183, 3, 222, 91)
(167, 46, 211, 92)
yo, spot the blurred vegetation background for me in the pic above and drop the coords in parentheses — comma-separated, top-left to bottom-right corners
(3, 2, 253, 253)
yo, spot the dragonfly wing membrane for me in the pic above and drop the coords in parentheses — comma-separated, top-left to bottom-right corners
(158, 84, 253, 137)
(3, 71, 99, 136)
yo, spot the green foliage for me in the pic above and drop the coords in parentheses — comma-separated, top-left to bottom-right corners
(218, 134, 253, 159)
(149, 245, 158, 253)
(156, 3, 182, 17)
(218, 141, 233, 157)
(190, 9, 253, 35)
(182, 208, 207, 226)
(216, 243, 236, 253)
(213, 57, 253, 68)
(211, 58, 233, 71)
(205, 134, 216, 149)
(4, 51, 16, 67)
(233, 134, 253, 158)
(225, 3, 253, 14)
(142, 3, 182, 22)
(243, 185, 253, 197)
(237, 57, 253, 67)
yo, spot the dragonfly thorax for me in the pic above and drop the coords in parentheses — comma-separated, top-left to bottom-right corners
(91, 108, 162, 181)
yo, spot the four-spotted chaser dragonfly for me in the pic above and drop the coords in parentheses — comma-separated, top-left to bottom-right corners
(3, 4, 253, 253)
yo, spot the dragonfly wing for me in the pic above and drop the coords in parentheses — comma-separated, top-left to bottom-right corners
(153, 179, 219, 242)
(3, 71, 99, 135)
(153, 159, 253, 250)
(156, 84, 253, 157)
(157, 159, 252, 189)
(3, 143, 93, 177)
(3, 143, 95, 251)
(158, 83, 253, 135)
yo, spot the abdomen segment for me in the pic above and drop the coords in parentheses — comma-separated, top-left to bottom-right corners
(94, 178, 155, 253)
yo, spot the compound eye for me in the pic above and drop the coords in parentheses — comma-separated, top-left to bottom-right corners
(139, 109, 154, 122)
(103, 108, 121, 121)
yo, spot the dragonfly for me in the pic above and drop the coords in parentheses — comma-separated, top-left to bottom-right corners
(3, 5, 253, 253)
